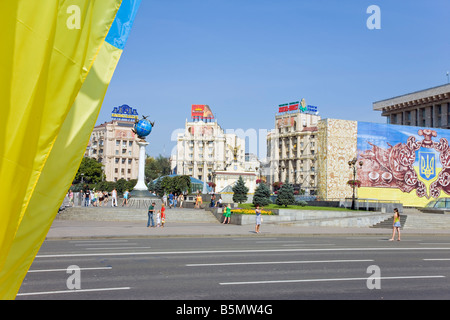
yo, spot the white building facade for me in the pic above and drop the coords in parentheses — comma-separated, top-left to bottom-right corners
(267, 107, 321, 194)
(171, 118, 259, 193)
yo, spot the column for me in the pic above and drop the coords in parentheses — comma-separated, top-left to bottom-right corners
(133, 140, 149, 191)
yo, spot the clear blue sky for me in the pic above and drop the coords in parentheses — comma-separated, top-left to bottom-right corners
(98, 0, 450, 158)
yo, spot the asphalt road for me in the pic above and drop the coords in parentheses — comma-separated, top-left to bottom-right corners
(17, 235, 450, 301)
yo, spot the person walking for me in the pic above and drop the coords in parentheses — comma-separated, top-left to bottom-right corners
(223, 204, 231, 224)
(255, 205, 262, 233)
(147, 202, 156, 228)
(389, 208, 401, 241)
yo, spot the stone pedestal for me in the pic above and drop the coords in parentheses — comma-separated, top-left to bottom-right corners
(129, 139, 161, 210)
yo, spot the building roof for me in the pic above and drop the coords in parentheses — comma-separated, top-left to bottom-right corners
(373, 83, 450, 111)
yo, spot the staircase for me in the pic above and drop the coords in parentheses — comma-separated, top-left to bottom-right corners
(371, 212, 450, 229)
(56, 207, 219, 223)
(370, 215, 408, 229)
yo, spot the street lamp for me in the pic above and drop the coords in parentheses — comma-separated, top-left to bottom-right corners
(348, 157, 363, 210)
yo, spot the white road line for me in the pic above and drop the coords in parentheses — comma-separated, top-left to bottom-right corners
(35, 247, 450, 258)
(423, 258, 450, 261)
(220, 275, 445, 286)
(70, 240, 129, 243)
(28, 267, 112, 273)
(75, 243, 138, 246)
(85, 247, 151, 250)
(186, 259, 374, 267)
(16, 287, 130, 297)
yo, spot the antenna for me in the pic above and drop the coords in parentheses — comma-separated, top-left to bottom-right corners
(447, 71, 449, 84)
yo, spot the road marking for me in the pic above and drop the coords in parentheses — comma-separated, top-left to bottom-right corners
(423, 258, 450, 261)
(220, 275, 445, 286)
(28, 267, 112, 273)
(186, 259, 374, 267)
(16, 287, 130, 297)
(84, 247, 151, 250)
(35, 247, 450, 258)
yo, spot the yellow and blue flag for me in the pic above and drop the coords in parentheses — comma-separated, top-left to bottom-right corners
(0, 0, 141, 299)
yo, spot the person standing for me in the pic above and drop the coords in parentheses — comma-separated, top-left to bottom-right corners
(160, 203, 166, 227)
(147, 202, 156, 228)
(223, 204, 231, 224)
(111, 188, 118, 207)
(178, 193, 184, 208)
(255, 205, 262, 233)
(68, 190, 74, 207)
(84, 188, 90, 207)
(122, 189, 129, 207)
(389, 208, 401, 241)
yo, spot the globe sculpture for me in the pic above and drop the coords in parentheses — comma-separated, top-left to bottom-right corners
(130, 116, 160, 208)
(133, 118, 153, 139)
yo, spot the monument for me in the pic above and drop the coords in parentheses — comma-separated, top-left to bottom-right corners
(129, 116, 161, 209)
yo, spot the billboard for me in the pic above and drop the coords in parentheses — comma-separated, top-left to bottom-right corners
(357, 122, 450, 206)
(111, 104, 139, 121)
(191, 104, 214, 120)
(278, 98, 318, 115)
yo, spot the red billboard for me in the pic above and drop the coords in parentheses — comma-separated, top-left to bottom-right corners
(191, 104, 214, 119)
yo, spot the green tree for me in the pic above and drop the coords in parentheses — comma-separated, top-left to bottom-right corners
(232, 176, 249, 204)
(276, 181, 295, 207)
(253, 183, 271, 207)
(74, 157, 104, 184)
(154, 178, 163, 197)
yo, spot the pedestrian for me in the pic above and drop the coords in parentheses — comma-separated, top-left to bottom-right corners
(178, 193, 184, 208)
(174, 193, 178, 208)
(160, 203, 166, 227)
(255, 205, 262, 233)
(223, 204, 231, 224)
(68, 190, 74, 207)
(122, 189, 129, 206)
(111, 188, 118, 207)
(169, 192, 174, 208)
(389, 208, 401, 241)
(162, 193, 168, 207)
(84, 188, 90, 207)
(156, 210, 161, 227)
(147, 201, 156, 228)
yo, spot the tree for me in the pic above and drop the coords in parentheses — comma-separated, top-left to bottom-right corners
(73, 157, 104, 184)
(276, 181, 295, 207)
(253, 182, 271, 207)
(232, 176, 249, 204)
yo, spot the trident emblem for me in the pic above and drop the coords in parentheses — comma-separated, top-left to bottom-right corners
(419, 152, 435, 180)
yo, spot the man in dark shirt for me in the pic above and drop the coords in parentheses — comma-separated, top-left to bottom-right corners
(147, 202, 156, 228)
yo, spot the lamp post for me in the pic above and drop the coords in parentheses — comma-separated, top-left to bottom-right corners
(348, 157, 363, 210)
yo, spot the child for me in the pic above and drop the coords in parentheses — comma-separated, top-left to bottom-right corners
(156, 210, 161, 227)
(161, 203, 166, 227)
(389, 208, 401, 241)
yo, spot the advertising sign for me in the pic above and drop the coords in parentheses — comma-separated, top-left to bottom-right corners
(191, 104, 214, 120)
(111, 104, 139, 121)
(357, 122, 450, 206)
(278, 98, 318, 115)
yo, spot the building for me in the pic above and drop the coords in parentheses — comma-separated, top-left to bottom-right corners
(86, 120, 140, 182)
(267, 100, 321, 194)
(373, 83, 450, 128)
(171, 105, 258, 193)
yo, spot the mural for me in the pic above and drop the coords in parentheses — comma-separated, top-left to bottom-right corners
(357, 122, 450, 206)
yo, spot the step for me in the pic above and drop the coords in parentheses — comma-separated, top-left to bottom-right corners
(56, 207, 219, 223)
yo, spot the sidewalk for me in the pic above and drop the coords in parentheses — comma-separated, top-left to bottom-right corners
(47, 218, 450, 240)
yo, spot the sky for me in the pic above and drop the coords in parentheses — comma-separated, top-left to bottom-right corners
(98, 0, 450, 158)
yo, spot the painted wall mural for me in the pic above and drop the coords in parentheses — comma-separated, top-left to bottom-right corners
(357, 122, 450, 206)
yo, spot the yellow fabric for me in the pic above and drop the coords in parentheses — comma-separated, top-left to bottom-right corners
(0, 0, 122, 299)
